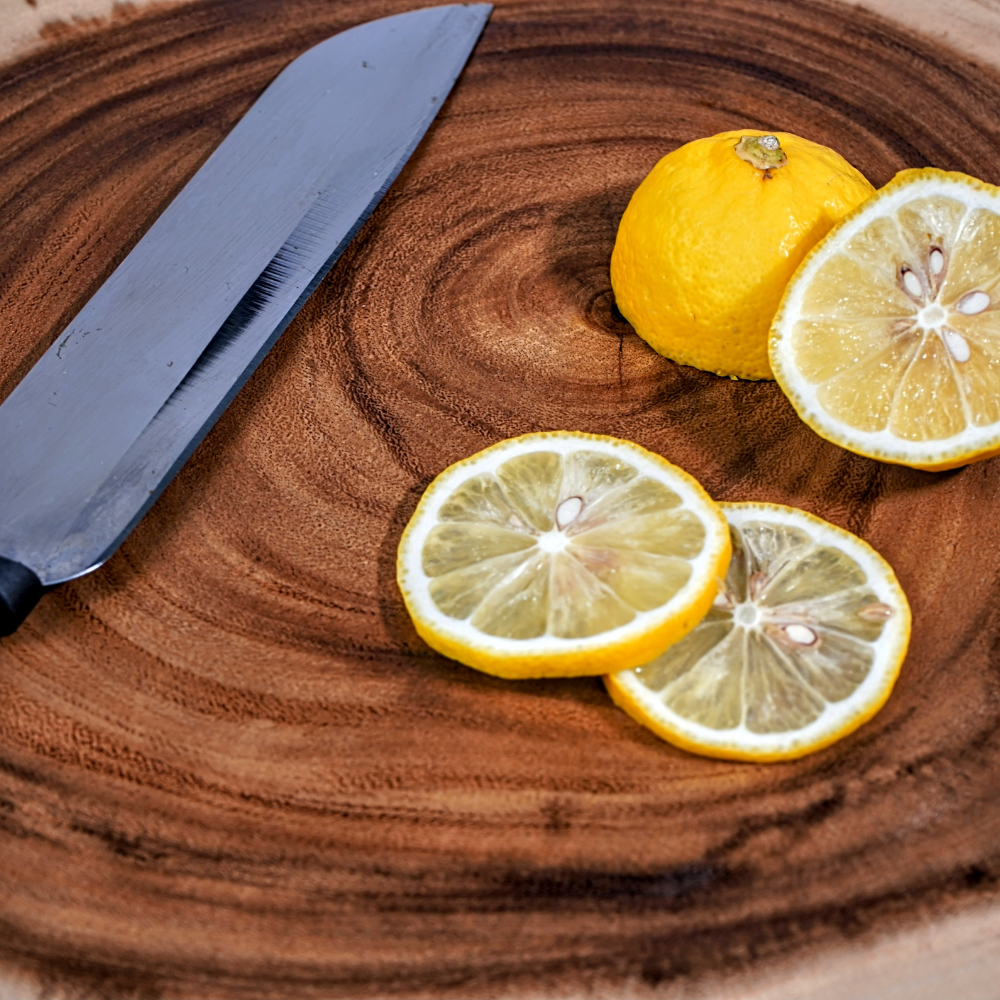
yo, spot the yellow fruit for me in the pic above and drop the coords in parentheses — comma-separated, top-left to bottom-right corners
(611, 130, 875, 380)
(771, 168, 1000, 470)
(396, 432, 731, 680)
(605, 503, 910, 762)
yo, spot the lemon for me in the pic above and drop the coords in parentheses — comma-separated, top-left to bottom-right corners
(396, 432, 731, 680)
(611, 130, 875, 380)
(605, 503, 910, 761)
(771, 168, 1000, 470)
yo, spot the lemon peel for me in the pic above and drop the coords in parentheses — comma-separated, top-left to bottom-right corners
(611, 130, 874, 380)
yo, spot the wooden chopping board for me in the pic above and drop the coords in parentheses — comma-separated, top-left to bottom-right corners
(1, 0, 1000, 996)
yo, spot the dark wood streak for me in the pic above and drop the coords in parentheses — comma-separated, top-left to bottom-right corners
(2, 0, 1000, 996)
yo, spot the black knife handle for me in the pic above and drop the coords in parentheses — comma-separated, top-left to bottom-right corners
(0, 557, 44, 636)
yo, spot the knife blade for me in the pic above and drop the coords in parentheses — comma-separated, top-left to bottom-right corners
(0, 3, 491, 635)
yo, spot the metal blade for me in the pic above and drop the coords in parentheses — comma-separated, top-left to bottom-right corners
(0, 4, 490, 585)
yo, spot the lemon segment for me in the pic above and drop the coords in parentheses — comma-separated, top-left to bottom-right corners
(771, 168, 1000, 469)
(605, 503, 911, 761)
(397, 432, 731, 680)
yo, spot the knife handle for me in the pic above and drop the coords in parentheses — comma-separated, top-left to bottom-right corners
(0, 557, 44, 637)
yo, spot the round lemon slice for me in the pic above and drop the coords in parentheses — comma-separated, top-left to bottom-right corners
(605, 503, 911, 761)
(396, 432, 731, 680)
(770, 168, 1000, 470)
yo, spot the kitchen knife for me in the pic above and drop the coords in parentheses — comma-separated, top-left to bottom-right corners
(0, 4, 491, 636)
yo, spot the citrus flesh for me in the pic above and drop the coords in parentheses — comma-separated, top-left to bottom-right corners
(605, 503, 910, 761)
(611, 130, 875, 380)
(771, 168, 1000, 470)
(396, 433, 731, 680)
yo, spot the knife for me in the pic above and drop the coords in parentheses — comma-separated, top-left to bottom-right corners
(0, 4, 491, 636)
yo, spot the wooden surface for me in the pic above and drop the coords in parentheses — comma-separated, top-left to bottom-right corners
(2, 0, 1000, 997)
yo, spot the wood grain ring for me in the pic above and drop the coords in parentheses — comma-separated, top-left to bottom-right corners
(1, 0, 1000, 996)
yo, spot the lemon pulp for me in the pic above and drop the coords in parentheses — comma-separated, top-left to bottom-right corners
(606, 503, 910, 760)
(397, 433, 731, 679)
(772, 168, 1000, 469)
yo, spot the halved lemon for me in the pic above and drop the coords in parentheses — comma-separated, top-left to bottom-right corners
(605, 503, 910, 761)
(396, 432, 731, 680)
(770, 168, 1000, 470)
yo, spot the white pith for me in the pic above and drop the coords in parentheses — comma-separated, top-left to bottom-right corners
(397, 434, 730, 662)
(607, 503, 911, 758)
(771, 174, 1000, 465)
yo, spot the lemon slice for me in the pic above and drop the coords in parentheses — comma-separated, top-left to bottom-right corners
(770, 168, 1000, 470)
(605, 503, 910, 761)
(396, 432, 731, 680)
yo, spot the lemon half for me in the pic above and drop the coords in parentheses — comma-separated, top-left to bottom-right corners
(771, 168, 1000, 469)
(397, 432, 731, 679)
(611, 130, 874, 380)
(606, 503, 910, 761)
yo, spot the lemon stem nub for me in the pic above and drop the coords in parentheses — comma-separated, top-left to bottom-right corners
(735, 134, 788, 171)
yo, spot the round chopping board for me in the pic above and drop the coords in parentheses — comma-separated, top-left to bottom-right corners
(1, 0, 1000, 996)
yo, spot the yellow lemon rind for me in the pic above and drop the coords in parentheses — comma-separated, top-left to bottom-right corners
(604, 502, 911, 761)
(770, 167, 1000, 470)
(612, 129, 874, 383)
(396, 432, 732, 681)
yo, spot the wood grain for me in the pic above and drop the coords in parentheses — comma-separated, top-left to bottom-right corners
(0, 2, 190, 67)
(2, 0, 1000, 996)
